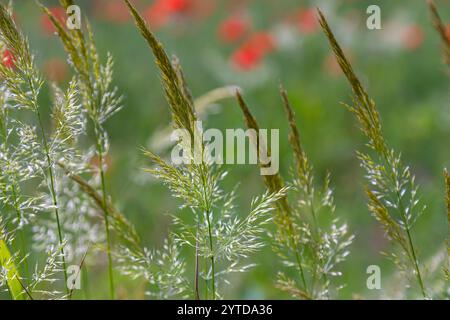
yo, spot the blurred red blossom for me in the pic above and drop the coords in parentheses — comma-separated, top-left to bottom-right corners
(231, 45, 262, 71)
(41, 6, 66, 35)
(246, 32, 276, 55)
(143, 0, 192, 29)
(43, 58, 68, 83)
(165, 0, 191, 13)
(2, 49, 15, 69)
(231, 32, 276, 71)
(94, 0, 131, 24)
(402, 25, 424, 50)
(297, 8, 319, 34)
(218, 14, 250, 43)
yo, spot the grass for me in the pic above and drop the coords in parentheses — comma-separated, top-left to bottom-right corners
(0, 0, 448, 300)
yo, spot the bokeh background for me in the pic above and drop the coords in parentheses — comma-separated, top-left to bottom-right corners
(6, 0, 449, 299)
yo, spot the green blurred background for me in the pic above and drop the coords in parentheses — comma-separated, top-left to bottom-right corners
(7, 0, 449, 299)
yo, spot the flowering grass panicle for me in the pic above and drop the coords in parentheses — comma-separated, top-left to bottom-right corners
(317, 9, 450, 299)
(41, 0, 124, 298)
(235, 86, 353, 299)
(123, 0, 286, 299)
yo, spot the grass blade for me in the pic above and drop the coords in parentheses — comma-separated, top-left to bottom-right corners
(0, 239, 25, 300)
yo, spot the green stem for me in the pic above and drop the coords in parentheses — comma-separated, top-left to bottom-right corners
(205, 210, 215, 299)
(194, 221, 200, 300)
(36, 109, 68, 294)
(94, 125, 115, 299)
(395, 188, 427, 298)
(405, 226, 427, 298)
(289, 228, 308, 296)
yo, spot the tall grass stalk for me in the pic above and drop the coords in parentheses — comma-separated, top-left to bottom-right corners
(0, 4, 68, 290)
(318, 9, 427, 298)
(123, 0, 286, 299)
(236, 88, 353, 299)
(235, 91, 309, 297)
(40, 0, 124, 298)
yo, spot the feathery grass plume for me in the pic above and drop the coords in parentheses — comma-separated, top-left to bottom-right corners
(279, 85, 353, 298)
(235, 88, 353, 299)
(123, 0, 196, 135)
(123, 0, 285, 299)
(56, 161, 189, 300)
(41, 0, 124, 298)
(427, 0, 450, 68)
(117, 236, 190, 299)
(0, 3, 69, 289)
(0, 74, 38, 272)
(318, 9, 429, 298)
(56, 162, 140, 251)
(235, 91, 309, 297)
(26, 242, 67, 299)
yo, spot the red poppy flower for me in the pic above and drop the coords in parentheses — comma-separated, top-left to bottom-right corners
(143, 1, 171, 29)
(218, 14, 249, 43)
(297, 8, 319, 34)
(231, 45, 263, 71)
(2, 49, 15, 69)
(41, 6, 66, 35)
(246, 32, 276, 55)
(231, 32, 275, 71)
(402, 25, 424, 50)
(165, 0, 191, 13)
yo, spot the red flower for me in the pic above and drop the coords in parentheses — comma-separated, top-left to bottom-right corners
(41, 6, 66, 35)
(218, 14, 249, 43)
(165, 0, 191, 13)
(2, 49, 15, 69)
(231, 45, 263, 71)
(143, 0, 194, 29)
(297, 8, 319, 34)
(143, 2, 170, 29)
(402, 25, 424, 50)
(231, 32, 276, 71)
(246, 32, 276, 55)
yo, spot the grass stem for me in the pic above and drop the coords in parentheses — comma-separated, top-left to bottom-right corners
(94, 125, 115, 299)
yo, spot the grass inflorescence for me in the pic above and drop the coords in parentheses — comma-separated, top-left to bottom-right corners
(0, 0, 447, 300)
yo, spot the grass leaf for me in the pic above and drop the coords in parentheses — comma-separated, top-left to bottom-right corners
(0, 239, 25, 300)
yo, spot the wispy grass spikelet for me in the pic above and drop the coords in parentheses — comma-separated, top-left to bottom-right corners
(318, 9, 428, 298)
(236, 86, 353, 299)
(123, 0, 196, 135)
(40, 0, 125, 298)
(0, 3, 69, 291)
(124, 0, 285, 299)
